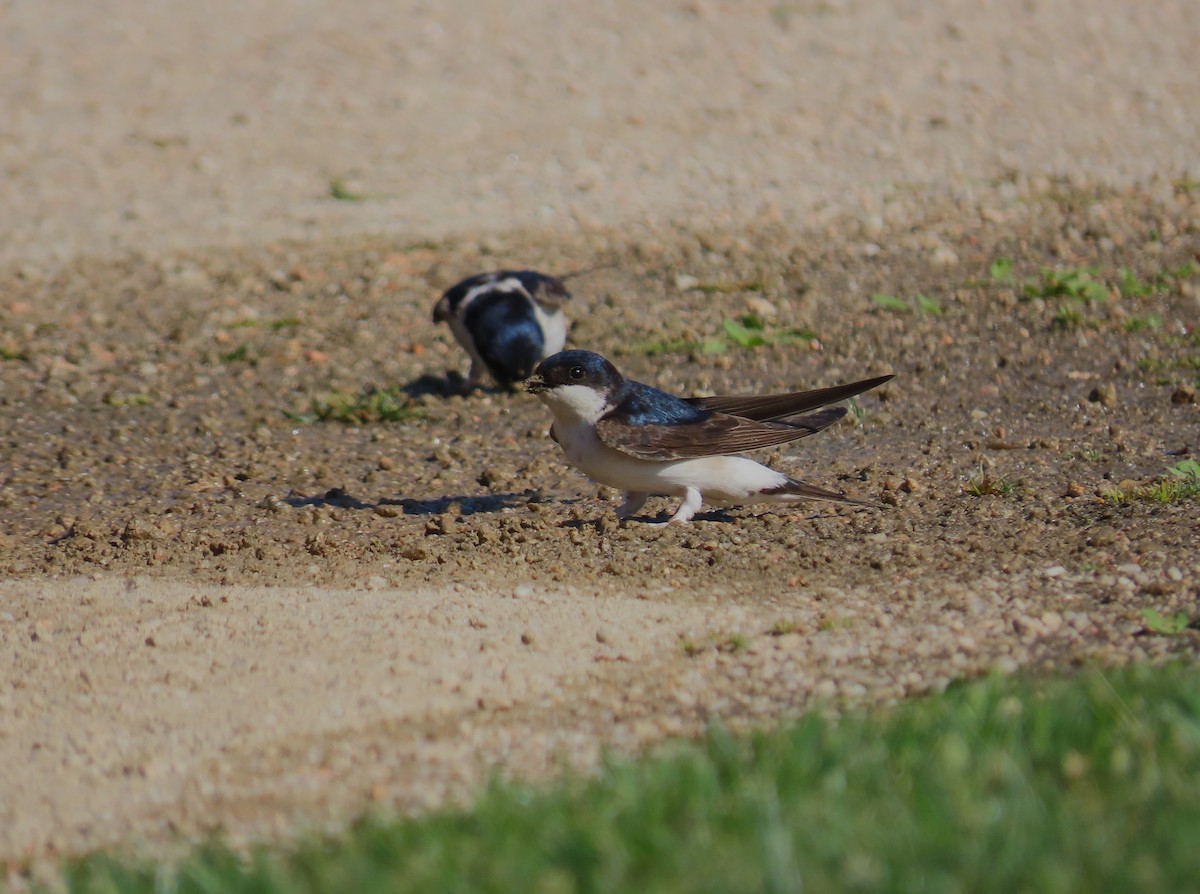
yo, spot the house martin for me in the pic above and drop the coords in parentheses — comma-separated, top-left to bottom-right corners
(433, 270, 571, 391)
(525, 349, 893, 524)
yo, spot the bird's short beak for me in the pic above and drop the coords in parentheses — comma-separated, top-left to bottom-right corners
(524, 374, 547, 395)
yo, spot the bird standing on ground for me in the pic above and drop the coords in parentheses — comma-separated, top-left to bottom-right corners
(433, 270, 571, 391)
(525, 349, 892, 524)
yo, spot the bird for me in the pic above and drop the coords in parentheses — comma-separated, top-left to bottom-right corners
(432, 270, 571, 391)
(524, 349, 893, 524)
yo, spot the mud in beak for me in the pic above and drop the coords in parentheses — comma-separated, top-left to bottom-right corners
(524, 374, 547, 395)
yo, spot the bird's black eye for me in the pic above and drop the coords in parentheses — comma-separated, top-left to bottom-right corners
(568, 366, 585, 381)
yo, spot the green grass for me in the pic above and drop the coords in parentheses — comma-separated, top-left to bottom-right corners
(693, 278, 766, 294)
(869, 294, 943, 315)
(55, 666, 1200, 893)
(870, 293, 910, 313)
(1024, 267, 1108, 304)
(103, 392, 152, 408)
(1142, 609, 1192, 636)
(989, 257, 1014, 283)
(1103, 460, 1200, 505)
(285, 387, 426, 425)
(329, 178, 366, 202)
(1117, 267, 1152, 299)
(1124, 313, 1163, 333)
(219, 344, 254, 364)
(963, 471, 1019, 497)
(1051, 303, 1085, 330)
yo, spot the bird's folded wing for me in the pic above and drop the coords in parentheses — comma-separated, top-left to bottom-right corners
(686, 373, 893, 421)
(596, 408, 845, 461)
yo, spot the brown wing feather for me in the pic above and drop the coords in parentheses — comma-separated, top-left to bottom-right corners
(596, 407, 845, 461)
(687, 374, 893, 421)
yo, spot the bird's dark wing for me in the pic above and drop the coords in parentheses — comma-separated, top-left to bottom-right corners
(685, 374, 893, 421)
(596, 407, 847, 461)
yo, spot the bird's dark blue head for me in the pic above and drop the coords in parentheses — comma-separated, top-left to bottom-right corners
(526, 350, 709, 426)
(526, 350, 622, 396)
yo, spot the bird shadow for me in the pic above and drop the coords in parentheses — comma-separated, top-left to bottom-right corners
(401, 371, 521, 400)
(559, 507, 736, 529)
(283, 487, 536, 516)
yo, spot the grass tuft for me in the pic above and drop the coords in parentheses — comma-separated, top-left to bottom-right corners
(1141, 608, 1192, 636)
(870, 293, 910, 313)
(286, 387, 426, 425)
(1024, 267, 1109, 304)
(989, 257, 1014, 283)
(329, 178, 366, 202)
(964, 471, 1019, 497)
(1105, 461, 1200, 505)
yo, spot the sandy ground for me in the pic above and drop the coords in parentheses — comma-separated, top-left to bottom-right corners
(2, 0, 1200, 872)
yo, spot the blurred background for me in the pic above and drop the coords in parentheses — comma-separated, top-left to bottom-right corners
(2, 0, 1197, 265)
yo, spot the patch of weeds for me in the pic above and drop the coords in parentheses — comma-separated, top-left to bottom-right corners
(1167, 261, 1196, 281)
(1141, 608, 1191, 636)
(1124, 314, 1163, 333)
(681, 631, 747, 655)
(768, 619, 800, 636)
(1151, 460, 1200, 502)
(1103, 461, 1200, 505)
(718, 633, 747, 653)
(1100, 484, 1131, 505)
(989, 257, 1014, 283)
(219, 344, 253, 364)
(817, 614, 853, 632)
(694, 279, 766, 294)
(286, 386, 426, 425)
(964, 471, 1018, 497)
(915, 294, 943, 315)
(1136, 356, 1168, 372)
(1051, 304, 1085, 329)
(871, 293, 910, 313)
(270, 316, 303, 331)
(1024, 267, 1108, 304)
(105, 393, 152, 408)
(0, 345, 29, 361)
(627, 336, 724, 357)
(329, 177, 366, 202)
(722, 314, 816, 349)
(1117, 268, 1152, 299)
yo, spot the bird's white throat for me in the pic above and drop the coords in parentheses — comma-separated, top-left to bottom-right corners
(537, 384, 611, 424)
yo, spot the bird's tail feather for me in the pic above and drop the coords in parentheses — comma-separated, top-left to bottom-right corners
(764, 476, 877, 507)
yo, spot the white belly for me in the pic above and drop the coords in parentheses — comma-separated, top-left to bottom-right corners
(532, 305, 568, 358)
(553, 421, 789, 503)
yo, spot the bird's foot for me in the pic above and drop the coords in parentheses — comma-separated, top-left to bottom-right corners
(647, 487, 702, 526)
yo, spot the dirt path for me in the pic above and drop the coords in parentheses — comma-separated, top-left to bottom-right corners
(2, 0, 1200, 869)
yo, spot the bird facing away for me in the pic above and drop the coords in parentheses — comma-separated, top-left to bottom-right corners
(525, 349, 893, 524)
(433, 270, 571, 390)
